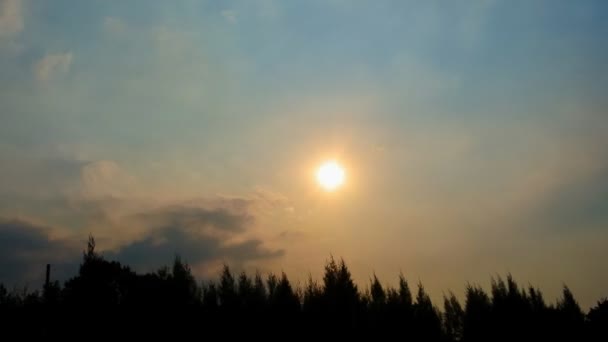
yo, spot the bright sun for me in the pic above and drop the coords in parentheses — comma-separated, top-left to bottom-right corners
(316, 160, 345, 191)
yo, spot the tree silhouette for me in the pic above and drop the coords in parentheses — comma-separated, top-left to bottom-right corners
(63, 235, 136, 306)
(302, 273, 323, 327)
(555, 285, 585, 340)
(269, 272, 300, 320)
(490, 275, 531, 340)
(0, 237, 606, 339)
(237, 271, 253, 308)
(367, 273, 387, 331)
(443, 291, 464, 341)
(252, 271, 267, 311)
(464, 284, 492, 341)
(42, 279, 61, 305)
(169, 255, 199, 305)
(413, 281, 443, 341)
(218, 264, 237, 311)
(202, 281, 218, 309)
(587, 298, 608, 340)
(322, 256, 360, 330)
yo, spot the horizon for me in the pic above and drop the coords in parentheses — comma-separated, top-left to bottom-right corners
(1, 0, 607, 311)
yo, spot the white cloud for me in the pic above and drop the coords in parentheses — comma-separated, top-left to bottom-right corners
(103, 16, 126, 35)
(0, 0, 22, 38)
(79, 160, 137, 199)
(34, 52, 73, 82)
(221, 10, 237, 24)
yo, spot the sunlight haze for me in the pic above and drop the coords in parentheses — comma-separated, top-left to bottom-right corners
(0, 0, 607, 311)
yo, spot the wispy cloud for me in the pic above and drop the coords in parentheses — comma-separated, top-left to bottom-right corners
(102, 16, 126, 35)
(34, 52, 73, 82)
(221, 10, 237, 24)
(79, 160, 137, 199)
(0, 0, 22, 38)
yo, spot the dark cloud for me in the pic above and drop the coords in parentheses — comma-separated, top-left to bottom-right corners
(0, 195, 125, 236)
(112, 203, 281, 272)
(0, 202, 283, 286)
(135, 204, 254, 233)
(0, 218, 79, 287)
(109, 225, 284, 273)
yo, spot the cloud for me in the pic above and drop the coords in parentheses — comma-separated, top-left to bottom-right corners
(277, 229, 307, 241)
(0, 200, 284, 285)
(251, 186, 292, 212)
(79, 160, 136, 199)
(0, 154, 285, 284)
(221, 10, 237, 24)
(0, 156, 136, 200)
(0, 218, 79, 286)
(106, 201, 284, 275)
(34, 52, 73, 82)
(520, 163, 608, 233)
(109, 224, 284, 274)
(0, 157, 78, 197)
(0, 0, 22, 38)
(103, 16, 126, 35)
(134, 204, 254, 234)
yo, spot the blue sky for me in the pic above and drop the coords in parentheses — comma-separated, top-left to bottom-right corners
(1, 0, 607, 308)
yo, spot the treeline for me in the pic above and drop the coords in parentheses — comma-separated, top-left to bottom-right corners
(0, 237, 606, 340)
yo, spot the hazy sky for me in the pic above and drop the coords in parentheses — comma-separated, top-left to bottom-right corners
(1, 0, 607, 308)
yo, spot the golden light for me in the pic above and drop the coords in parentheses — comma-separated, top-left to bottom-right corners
(316, 160, 345, 191)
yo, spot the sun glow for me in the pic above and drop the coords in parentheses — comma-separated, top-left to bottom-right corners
(316, 160, 345, 191)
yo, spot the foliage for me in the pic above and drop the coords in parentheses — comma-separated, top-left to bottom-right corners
(0, 237, 605, 340)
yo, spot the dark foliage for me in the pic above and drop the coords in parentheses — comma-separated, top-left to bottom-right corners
(0, 237, 606, 340)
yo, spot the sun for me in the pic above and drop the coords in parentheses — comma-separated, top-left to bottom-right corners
(316, 160, 345, 191)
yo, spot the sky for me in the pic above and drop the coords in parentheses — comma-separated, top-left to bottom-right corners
(1, 0, 607, 308)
